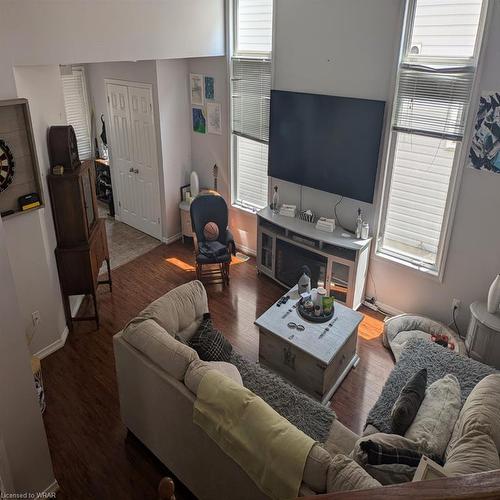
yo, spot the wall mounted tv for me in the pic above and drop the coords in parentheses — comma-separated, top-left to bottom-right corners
(268, 90, 386, 204)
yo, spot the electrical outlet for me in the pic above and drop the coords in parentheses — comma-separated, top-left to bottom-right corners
(32, 310, 41, 327)
(452, 299, 461, 311)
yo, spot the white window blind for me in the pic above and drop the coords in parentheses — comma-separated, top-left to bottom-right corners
(235, 0, 273, 55)
(235, 136, 269, 209)
(378, 0, 485, 274)
(61, 67, 92, 160)
(231, 0, 273, 211)
(232, 59, 271, 143)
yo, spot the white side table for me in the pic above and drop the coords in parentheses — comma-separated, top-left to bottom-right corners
(179, 200, 194, 243)
(466, 301, 500, 368)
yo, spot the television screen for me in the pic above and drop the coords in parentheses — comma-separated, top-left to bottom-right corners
(268, 90, 385, 203)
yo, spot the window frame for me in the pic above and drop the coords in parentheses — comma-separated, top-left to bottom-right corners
(61, 65, 93, 160)
(375, 0, 490, 281)
(228, 0, 274, 214)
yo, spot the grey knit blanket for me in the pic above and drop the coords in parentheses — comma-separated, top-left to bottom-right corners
(230, 352, 336, 443)
(366, 338, 497, 434)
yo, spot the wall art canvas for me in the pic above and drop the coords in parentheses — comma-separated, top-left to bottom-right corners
(192, 107, 206, 134)
(468, 91, 500, 173)
(207, 102, 222, 135)
(204, 76, 215, 100)
(190, 73, 204, 106)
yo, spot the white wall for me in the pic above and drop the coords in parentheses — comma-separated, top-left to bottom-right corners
(156, 59, 193, 239)
(5, 66, 68, 355)
(0, 220, 55, 493)
(0, 1, 224, 66)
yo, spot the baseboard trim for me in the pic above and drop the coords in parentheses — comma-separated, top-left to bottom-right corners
(363, 298, 403, 317)
(162, 233, 182, 245)
(236, 242, 256, 257)
(34, 295, 84, 360)
(44, 479, 60, 494)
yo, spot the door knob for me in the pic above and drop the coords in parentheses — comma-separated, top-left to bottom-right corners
(129, 167, 134, 173)
(133, 169, 139, 174)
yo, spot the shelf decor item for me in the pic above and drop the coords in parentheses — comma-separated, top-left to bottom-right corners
(487, 274, 500, 314)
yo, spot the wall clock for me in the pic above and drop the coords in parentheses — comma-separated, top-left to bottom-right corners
(0, 139, 15, 192)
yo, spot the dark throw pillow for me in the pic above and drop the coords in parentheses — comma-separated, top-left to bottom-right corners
(391, 368, 427, 435)
(360, 440, 442, 467)
(188, 313, 232, 362)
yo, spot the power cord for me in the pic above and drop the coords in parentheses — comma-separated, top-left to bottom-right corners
(452, 305, 463, 339)
(334, 196, 348, 231)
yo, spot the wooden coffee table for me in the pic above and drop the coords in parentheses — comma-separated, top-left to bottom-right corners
(255, 286, 363, 404)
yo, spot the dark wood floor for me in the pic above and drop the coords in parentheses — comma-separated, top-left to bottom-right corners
(41, 241, 394, 499)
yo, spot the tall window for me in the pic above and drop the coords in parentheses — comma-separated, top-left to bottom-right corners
(377, 0, 486, 276)
(61, 66, 92, 160)
(231, 0, 273, 211)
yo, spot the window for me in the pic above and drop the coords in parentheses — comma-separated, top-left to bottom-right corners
(61, 66, 92, 160)
(231, 0, 273, 211)
(377, 0, 486, 276)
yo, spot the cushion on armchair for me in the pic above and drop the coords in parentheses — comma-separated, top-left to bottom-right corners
(134, 280, 209, 340)
(122, 319, 198, 380)
(404, 374, 461, 458)
(326, 454, 381, 492)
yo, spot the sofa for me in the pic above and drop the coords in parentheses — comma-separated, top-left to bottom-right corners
(113, 280, 379, 499)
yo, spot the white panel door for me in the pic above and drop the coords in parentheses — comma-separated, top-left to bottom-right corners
(106, 82, 161, 239)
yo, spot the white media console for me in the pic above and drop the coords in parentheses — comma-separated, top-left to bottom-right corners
(256, 207, 372, 310)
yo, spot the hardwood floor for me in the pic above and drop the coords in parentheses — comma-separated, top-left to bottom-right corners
(41, 241, 394, 499)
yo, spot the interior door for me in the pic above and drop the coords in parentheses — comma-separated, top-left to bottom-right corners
(106, 82, 161, 239)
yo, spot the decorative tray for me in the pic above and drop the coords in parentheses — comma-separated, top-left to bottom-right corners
(296, 298, 334, 323)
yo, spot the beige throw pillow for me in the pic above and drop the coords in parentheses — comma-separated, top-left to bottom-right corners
(446, 374, 500, 459)
(326, 454, 381, 492)
(184, 359, 243, 394)
(405, 374, 461, 458)
(123, 319, 198, 380)
(444, 429, 500, 476)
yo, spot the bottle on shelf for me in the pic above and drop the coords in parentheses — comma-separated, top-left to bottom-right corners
(355, 208, 363, 239)
(271, 185, 279, 214)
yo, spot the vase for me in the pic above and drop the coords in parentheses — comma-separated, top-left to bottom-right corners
(487, 274, 500, 314)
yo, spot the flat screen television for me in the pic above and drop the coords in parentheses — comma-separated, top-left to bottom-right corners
(268, 90, 385, 203)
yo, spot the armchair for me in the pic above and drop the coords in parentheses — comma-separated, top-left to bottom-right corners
(190, 194, 235, 285)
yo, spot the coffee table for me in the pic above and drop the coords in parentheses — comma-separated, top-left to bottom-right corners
(255, 286, 363, 404)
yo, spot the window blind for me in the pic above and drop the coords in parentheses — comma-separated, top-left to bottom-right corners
(235, 136, 269, 210)
(236, 0, 273, 55)
(393, 64, 474, 141)
(232, 59, 271, 144)
(61, 68, 92, 160)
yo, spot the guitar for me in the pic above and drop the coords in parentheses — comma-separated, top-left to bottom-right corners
(213, 163, 218, 192)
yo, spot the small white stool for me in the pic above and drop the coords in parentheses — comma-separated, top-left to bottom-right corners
(466, 301, 500, 369)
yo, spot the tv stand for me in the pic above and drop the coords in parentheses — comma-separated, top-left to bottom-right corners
(256, 207, 372, 310)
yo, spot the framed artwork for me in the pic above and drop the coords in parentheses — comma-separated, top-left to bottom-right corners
(204, 76, 215, 100)
(192, 107, 206, 134)
(190, 73, 204, 106)
(468, 91, 500, 173)
(180, 184, 191, 202)
(207, 102, 222, 135)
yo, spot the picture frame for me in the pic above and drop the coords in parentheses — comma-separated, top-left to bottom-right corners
(180, 184, 191, 202)
(207, 102, 222, 135)
(190, 73, 204, 106)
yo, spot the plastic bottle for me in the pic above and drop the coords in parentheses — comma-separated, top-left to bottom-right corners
(271, 185, 279, 214)
(355, 208, 363, 239)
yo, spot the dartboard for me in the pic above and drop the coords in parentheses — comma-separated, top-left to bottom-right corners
(0, 139, 15, 192)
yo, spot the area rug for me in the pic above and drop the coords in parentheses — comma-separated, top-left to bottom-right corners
(230, 352, 335, 443)
(366, 338, 497, 434)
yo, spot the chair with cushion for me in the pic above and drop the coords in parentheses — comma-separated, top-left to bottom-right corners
(190, 194, 235, 285)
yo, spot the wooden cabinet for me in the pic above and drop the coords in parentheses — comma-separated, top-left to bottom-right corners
(48, 160, 112, 330)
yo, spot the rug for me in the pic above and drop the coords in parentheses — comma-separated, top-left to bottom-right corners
(366, 338, 497, 434)
(230, 352, 335, 443)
